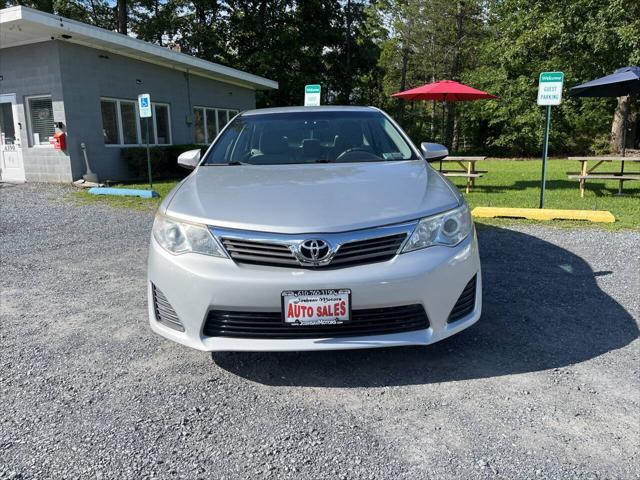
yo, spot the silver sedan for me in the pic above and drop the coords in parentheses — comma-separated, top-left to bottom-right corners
(147, 106, 481, 351)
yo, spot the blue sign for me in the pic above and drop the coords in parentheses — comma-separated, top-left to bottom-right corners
(138, 93, 152, 118)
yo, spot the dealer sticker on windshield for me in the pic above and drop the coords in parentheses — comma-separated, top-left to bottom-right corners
(282, 289, 351, 325)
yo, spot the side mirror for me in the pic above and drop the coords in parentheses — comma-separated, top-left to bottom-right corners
(177, 149, 201, 170)
(420, 142, 448, 162)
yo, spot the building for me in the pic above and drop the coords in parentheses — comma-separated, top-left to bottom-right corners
(0, 6, 277, 182)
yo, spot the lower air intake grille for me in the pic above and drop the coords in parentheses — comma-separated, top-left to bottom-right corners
(152, 284, 185, 332)
(448, 275, 477, 323)
(203, 304, 429, 339)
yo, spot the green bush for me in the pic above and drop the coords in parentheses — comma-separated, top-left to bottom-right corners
(121, 144, 204, 179)
(589, 134, 615, 156)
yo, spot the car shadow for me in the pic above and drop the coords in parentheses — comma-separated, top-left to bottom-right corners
(212, 225, 638, 387)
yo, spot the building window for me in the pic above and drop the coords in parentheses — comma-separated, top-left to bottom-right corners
(27, 96, 55, 145)
(193, 107, 239, 144)
(100, 98, 171, 146)
(0, 103, 16, 144)
(206, 109, 217, 145)
(154, 104, 171, 145)
(120, 101, 139, 145)
(194, 108, 205, 144)
(101, 100, 119, 145)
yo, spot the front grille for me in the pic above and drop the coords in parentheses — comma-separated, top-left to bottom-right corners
(219, 233, 407, 269)
(152, 284, 185, 332)
(221, 238, 299, 267)
(447, 275, 477, 323)
(331, 233, 407, 267)
(203, 304, 429, 339)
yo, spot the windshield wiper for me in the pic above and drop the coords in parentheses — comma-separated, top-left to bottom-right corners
(226, 161, 250, 166)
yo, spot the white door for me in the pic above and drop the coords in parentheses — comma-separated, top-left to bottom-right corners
(0, 94, 25, 183)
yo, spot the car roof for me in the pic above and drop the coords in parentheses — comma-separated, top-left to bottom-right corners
(240, 105, 379, 116)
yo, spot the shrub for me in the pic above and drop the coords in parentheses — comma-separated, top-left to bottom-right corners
(121, 144, 204, 179)
(589, 134, 615, 156)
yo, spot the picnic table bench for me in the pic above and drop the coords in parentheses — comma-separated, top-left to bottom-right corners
(436, 156, 487, 193)
(567, 156, 640, 197)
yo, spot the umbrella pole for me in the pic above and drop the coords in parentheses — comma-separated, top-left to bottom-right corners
(440, 101, 446, 171)
(618, 97, 629, 194)
(621, 96, 628, 157)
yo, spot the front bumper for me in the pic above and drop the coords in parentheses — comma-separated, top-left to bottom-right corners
(147, 230, 482, 352)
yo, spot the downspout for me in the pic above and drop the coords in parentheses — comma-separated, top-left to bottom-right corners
(185, 69, 193, 139)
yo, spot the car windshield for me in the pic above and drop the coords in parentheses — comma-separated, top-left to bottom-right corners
(203, 110, 418, 165)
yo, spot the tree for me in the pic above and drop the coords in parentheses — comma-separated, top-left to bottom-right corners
(461, 0, 639, 155)
(371, 0, 484, 146)
(117, 0, 127, 34)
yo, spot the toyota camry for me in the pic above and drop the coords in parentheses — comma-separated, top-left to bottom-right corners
(147, 106, 481, 351)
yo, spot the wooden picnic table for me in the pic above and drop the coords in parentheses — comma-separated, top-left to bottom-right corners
(436, 156, 487, 193)
(567, 156, 640, 197)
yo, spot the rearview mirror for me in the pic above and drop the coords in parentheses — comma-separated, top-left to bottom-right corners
(177, 149, 201, 170)
(420, 142, 448, 162)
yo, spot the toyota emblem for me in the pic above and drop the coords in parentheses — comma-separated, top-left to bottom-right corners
(298, 239, 332, 264)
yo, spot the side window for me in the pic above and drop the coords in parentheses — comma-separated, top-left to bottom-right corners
(154, 104, 171, 145)
(100, 100, 119, 145)
(120, 101, 139, 145)
(194, 108, 205, 144)
(217, 110, 228, 134)
(100, 98, 171, 146)
(194, 107, 240, 144)
(28, 96, 55, 146)
(206, 109, 217, 143)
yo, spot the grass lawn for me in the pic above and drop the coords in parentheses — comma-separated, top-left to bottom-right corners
(72, 180, 178, 211)
(447, 159, 639, 230)
(70, 159, 639, 230)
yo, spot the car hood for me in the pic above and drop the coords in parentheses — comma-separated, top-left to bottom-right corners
(164, 161, 461, 234)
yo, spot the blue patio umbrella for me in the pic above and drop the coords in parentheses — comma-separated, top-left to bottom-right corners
(569, 66, 640, 97)
(570, 66, 640, 156)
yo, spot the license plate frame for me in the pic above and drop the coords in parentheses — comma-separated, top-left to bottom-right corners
(281, 289, 352, 326)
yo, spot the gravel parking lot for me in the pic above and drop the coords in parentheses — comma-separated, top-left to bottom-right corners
(1, 183, 639, 479)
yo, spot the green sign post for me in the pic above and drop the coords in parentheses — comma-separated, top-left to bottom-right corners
(536, 72, 564, 208)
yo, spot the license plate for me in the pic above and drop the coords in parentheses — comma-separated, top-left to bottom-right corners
(282, 289, 351, 326)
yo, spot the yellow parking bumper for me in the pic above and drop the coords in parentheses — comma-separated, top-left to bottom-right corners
(471, 207, 615, 223)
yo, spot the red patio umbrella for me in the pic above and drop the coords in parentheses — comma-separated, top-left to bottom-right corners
(392, 80, 497, 167)
(392, 80, 497, 102)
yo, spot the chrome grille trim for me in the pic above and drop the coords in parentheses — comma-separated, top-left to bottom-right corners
(212, 221, 417, 269)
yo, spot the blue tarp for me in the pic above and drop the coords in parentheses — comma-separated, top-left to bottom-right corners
(88, 187, 159, 198)
(570, 66, 640, 97)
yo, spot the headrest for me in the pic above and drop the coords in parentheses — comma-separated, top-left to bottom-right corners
(302, 139, 322, 158)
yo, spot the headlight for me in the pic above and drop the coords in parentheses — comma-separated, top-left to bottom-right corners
(152, 213, 227, 257)
(402, 204, 473, 252)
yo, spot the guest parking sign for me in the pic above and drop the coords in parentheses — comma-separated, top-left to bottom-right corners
(537, 72, 564, 106)
(304, 85, 321, 106)
(537, 71, 564, 208)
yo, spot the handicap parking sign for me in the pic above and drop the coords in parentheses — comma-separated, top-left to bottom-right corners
(138, 93, 152, 118)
